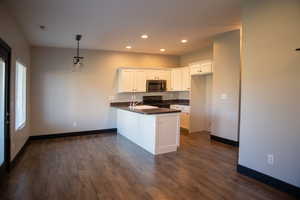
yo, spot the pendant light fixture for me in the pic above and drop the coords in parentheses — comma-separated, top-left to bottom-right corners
(73, 34, 84, 71)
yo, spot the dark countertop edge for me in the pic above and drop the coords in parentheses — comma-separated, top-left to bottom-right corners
(112, 106, 181, 115)
(110, 99, 190, 107)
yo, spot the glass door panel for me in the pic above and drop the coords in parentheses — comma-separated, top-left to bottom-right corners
(0, 58, 5, 166)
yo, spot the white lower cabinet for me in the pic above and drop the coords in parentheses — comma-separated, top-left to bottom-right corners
(170, 105, 190, 130)
(180, 113, 190, 130)
(117, 109, 180, 155)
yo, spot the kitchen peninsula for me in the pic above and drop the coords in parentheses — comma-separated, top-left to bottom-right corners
(111, 104, 181, 155)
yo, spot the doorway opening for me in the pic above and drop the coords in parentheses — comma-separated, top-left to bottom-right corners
(0, 38, 11, 180)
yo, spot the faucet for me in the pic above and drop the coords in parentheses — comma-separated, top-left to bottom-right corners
(129, 92, 141, 109)
(131, 101, 142, 108)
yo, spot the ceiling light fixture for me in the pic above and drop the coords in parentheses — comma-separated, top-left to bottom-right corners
(72, 34, 84, 72)
(126, 46, 132, 49)
(181, 39, 188, 43)
(141, 34, 148, 39)
(160, 49, 166, 52)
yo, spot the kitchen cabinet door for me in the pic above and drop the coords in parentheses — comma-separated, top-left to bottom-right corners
(200, 62, 213, 74)
(157, 70, 171, 90)
(134, 70, 147, 92)
(171, 68, 182, 91)
(157, 114, 180, 148)
(118, 69, 135, 92)
(146, 70, 158, 80)
(180, 113, 190, 130)
(146, 70, 170, 80)
(156, 70, 170, 80)
(190, 62, 212, 76)
(182, 67, 191, 91)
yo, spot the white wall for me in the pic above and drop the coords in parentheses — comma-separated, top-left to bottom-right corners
(211, 30, 240, 141)
(30, 47, 180, 136)
(180, 46, 213, 66)
(0, 2, 31, 161)
(239, 0, 300, 187)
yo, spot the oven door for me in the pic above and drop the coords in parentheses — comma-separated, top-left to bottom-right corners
(146, 80, 166, 92)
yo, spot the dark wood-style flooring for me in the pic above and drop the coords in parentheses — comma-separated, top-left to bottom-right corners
(0, 132, 295, 200)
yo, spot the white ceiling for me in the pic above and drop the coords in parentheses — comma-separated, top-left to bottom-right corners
(5, 0, 241, 55)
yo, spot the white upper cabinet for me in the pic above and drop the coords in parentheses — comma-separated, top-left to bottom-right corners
(182, 67, 191, 91)
(170, 67, 191, 91)
(134, 70, 147, 92)
(118, 69, 146, 93)
(146, 70, 170, 80)
(146, 70, 171, 90)
(146, 70, 157, 80)
(158, 70, 171, 90)
(170, 68, 182, 91)
(118, 67, 192, 93)
(118, 69, 135, 93)
(190, 61, 213, 76)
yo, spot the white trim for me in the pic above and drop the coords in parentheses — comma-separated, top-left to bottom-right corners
(15, 61, 27, 131)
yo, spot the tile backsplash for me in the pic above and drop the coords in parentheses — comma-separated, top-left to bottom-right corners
(111, 92, 181, 102)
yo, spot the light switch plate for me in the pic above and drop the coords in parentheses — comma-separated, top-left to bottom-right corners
(73, 122, 77, 127)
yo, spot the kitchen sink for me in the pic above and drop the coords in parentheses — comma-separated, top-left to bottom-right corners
(130, 105, 158, 110)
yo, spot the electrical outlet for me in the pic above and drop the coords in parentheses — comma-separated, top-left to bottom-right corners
(221, 93, 228, 100)
(108, 96, 115, 101)
(267, 154, 274, 165)
(73, 122, 77, 127)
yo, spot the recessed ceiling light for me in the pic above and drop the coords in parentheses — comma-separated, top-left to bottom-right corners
(141, 34, 148, 39)
(160, 49, 166, 52)
(181, 39, 188, 43)
(126, 46, 132, 49)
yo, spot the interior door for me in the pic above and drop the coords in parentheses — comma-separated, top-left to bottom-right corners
(0, 38, 11, 179)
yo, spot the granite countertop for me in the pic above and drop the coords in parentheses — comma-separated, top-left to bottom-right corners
(164, 99, 189, 105)
(110, 99, 190, 107)
(111, 105, 181, 115)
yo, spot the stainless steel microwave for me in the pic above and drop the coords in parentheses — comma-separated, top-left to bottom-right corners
(146, 80, 167, 92)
